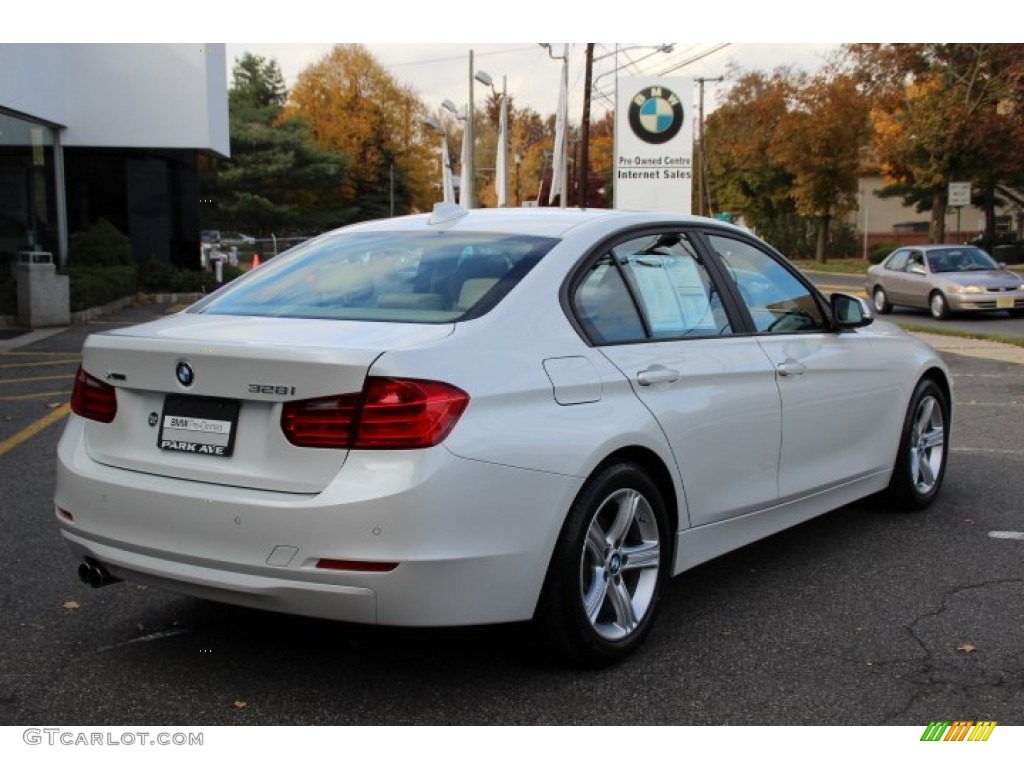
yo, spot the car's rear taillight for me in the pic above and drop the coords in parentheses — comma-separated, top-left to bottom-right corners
(281, 377, 469, 450)
(70, 366, 117, 423)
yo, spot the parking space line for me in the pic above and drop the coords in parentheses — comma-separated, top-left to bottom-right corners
(0, 351, 81, 357)
(988, 531, 1024, 540)
(0, 390, 70, 402)
(0, 373, 76, 385)
(0, 359, 80, 369)
(0, 403, 71, 456)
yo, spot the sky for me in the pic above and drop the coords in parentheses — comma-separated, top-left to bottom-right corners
(14, 0, 1001, 126)
(224, 42, 841, 123)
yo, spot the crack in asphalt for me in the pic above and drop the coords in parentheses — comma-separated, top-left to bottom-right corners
(881, 577, 1024, 724)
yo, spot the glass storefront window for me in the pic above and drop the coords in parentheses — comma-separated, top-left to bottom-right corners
(0, 110, 57, 264)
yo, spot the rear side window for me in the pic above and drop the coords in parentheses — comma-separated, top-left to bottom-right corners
(192, 231, 557, 323)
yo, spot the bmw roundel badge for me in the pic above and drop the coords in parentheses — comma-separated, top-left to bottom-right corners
(628, 85, 684, 145)
(175, 361, 195, 387)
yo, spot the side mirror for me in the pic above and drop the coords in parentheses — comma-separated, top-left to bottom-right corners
(831, 293, 873, 330)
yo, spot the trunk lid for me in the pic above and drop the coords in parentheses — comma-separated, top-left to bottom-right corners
(78, 314, 453, 493)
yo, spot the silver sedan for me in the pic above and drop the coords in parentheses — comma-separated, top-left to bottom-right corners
(866, 245, 1024, 320)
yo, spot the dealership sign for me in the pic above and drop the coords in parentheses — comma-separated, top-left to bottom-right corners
(614, 77, 694, 213)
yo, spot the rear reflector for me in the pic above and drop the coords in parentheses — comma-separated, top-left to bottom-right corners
(281, 377, 469, 450)
(70, 367, 117, 423)
(316, 558, 399, 573)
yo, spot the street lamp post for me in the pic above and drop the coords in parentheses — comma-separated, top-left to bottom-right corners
(475, 69, 509, 207)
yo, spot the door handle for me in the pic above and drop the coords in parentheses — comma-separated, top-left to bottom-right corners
(777, 359, 807, 378)
(637, 366, 681, 386)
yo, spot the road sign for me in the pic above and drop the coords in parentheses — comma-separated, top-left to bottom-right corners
(948, 182, 971, 207)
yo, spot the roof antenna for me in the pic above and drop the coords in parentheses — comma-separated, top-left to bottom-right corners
(428, 202, 469, 225)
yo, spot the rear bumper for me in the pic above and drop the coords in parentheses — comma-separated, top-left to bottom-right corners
(56, 417, 582, 626)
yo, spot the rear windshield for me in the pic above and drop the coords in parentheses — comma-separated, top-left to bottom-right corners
(191, 231, 558, 322)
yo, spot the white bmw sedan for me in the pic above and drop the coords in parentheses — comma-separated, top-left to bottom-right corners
(56, 206, 951, 665)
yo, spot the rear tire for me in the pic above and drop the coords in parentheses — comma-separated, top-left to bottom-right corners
(535, 463, 669, 667)
(883, 378, 949, 511)
(872, 286, 892, 314)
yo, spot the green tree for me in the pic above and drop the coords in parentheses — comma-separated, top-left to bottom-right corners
(201, 53, 348, 236)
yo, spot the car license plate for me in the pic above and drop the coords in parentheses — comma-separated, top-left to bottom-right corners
(997, 297, 1014, 309)
(158, 395, 240, 457)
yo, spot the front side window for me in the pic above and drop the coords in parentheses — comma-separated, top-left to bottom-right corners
(885, 250, 910, 272)
(191, 231, 557, 323)
(707, 234, 827, 334)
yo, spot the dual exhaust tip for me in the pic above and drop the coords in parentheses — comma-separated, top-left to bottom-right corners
(77, 559, 121, 589)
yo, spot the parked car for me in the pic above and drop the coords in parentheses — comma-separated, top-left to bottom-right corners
(221, 232, 257, 246)
(57, 206, 952, 666)
(866, 244, 1024, 320)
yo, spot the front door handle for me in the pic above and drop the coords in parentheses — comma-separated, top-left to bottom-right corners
(637, 366, 681, 386)
(777, 359, 807, 378)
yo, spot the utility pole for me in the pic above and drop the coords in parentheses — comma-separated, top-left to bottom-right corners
(579, 43, 595, 208)
(695, 76, 723, 217)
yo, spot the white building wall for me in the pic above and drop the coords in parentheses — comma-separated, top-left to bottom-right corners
(0, 44, 70, 126)
(0, 43, 228, 156)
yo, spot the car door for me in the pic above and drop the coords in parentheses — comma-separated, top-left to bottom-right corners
(902, 249, 931, 308)
(571, 229, 782, 527)
(879, 249, 912, 305)
(703, 232, 896, 501)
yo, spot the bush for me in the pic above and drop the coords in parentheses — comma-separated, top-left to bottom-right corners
(68, 218, 134, 268)
(869, 242, 902, 264)
(137, 259, 244, 293)
(64, 265, 138, 311)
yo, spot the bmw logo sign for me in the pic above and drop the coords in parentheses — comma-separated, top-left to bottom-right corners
(628, 85, 684, 145)
(175, 361, 195, 387)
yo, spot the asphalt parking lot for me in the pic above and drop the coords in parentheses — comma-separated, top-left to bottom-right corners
(1, 301, 1022, 726)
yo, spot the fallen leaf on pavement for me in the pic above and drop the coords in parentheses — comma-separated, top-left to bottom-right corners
(957, 643, 977, 654)
(62, 600, 80, 610)
(233, 701, 247, 710)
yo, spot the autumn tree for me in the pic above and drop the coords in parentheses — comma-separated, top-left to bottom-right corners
(770, 71, 872, 262)
(704, 69, 801, 250)
(201, 53, 347, 237)
(285, 45, 436, 219)
(848, 43, 1024, 243)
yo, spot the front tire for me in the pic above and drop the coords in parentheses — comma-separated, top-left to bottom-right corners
(929, 291, 951, 320)
(883, 378, 950, 510)
(535, 463, 669, 666)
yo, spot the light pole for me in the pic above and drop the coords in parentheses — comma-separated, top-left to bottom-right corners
(540, 43, 568, 208)
(475, 69, 509, 207)
(423, 116, 454, 204)
(442, 99, 468, 206)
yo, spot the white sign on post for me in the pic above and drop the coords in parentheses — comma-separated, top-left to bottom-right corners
(614, 77, 694, 213)
(948, 181, 971, 207)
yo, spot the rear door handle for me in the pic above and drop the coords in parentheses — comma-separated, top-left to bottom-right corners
(637, 366, 681, 386)
(777, 359, 807, 378)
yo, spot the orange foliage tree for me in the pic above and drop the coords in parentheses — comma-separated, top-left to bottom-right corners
(285, 45, 437, 221)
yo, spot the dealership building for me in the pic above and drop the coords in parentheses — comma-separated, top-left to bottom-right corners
(0, 44, 228, 269)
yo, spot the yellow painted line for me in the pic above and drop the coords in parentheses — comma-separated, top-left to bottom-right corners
(0, 403, 71, 456)
(0, 351, 81, 357)
(0, 391, 70, 402)
(0, 373, 76, 385)
(0, 358, 80, 369)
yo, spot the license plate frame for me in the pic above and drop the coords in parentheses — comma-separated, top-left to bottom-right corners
(158, 394, 240, 457)
(996, 296, 1014, 309)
